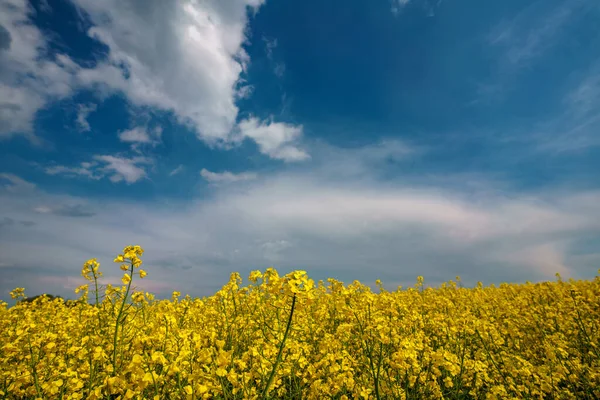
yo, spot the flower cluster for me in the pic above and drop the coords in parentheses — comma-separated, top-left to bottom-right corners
(1, 246, 599, 400)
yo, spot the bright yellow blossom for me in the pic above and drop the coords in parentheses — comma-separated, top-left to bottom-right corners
(2, 246, 600, 400)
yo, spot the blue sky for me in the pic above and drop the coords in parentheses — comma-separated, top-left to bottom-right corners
(1, 0, 600, 302)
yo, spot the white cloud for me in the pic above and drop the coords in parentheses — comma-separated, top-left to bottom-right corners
(169, 165, 185, 176)
(75, 103, 97, 132)
(33, 206, 51, 214)
(0, 0, 78, 137)
(0, 173, 36, 192)
(488, 1, 589, 68)
(118, 126, 154, 144)
(0, 84, 45, 137)
(1, 0, 308, 163)
(43, 155, 154, 184)
(238, 117, 309, 162)
(2, 166, 600, 301)
(93, 155, 152, 184)
(263, 37, 277, 60)
(523, 62, 600, 154)
(71, 0, 263, 143)
(200, 168, 257, 183)
(566, 64, 600, 121)
(45, 162, 102, 180)
(390, 0, 411, 14)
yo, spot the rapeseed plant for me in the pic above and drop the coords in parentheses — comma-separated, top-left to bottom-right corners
(1, 246, 599, 399)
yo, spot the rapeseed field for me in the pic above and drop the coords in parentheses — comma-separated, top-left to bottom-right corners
(1, 245, 599, 399)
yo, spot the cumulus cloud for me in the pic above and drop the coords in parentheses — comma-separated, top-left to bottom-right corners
(71, 0, 264, 142)
(1, 0, 306, 162)
(238, 117, 309, 162)
(200, 168, 258, 183)
(0, 1, 78, 137)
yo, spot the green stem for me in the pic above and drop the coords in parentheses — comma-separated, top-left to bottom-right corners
(93, 272, 99, 307)
(260, 294, 296, 400)
(111, 262, 134, 375)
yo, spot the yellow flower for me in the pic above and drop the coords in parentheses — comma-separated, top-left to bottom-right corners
(122, 273, 131, 285)
(249, 270, 263, 283)
(132, 291, 145, 303)
(197, 385, 208, 394)
(4, 243, 600, 400)
(9, 287, 25, 299)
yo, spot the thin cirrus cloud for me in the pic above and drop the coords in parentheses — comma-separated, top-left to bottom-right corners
(169, 165, 185, 177)
(474, 0, 593, 107)
(487, 0, 587, 68)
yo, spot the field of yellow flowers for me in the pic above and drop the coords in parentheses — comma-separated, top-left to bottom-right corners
(2, 246, 599, 400)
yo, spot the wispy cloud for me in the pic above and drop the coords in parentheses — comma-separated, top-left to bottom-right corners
(390, 0, 412, 15)
(566, 64, 600, 119)
(263, 36, 285, 78)
(94, 155, 152, 184)
(200, 169, 258, 184)
(474, 0, 592, 106)
(75, 103, 97, 132)
(34, 204, 95, 218)
(45, 162, 102, 180)
(0, 217, 35, 228)
(487, 0, 585, 68)
(530, 63, 600, 153)
(169, 165, 185, 177)
(263, 37, 278, 60)
(0, 173, 36, 192)
(44, 155, 154, 184)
